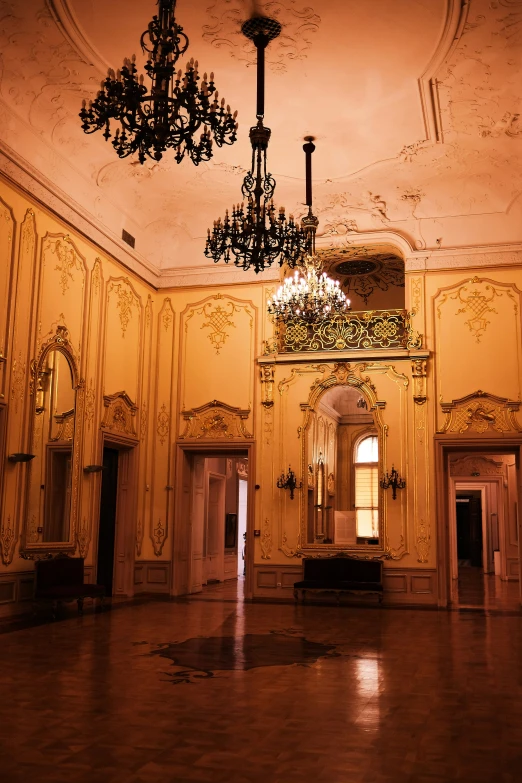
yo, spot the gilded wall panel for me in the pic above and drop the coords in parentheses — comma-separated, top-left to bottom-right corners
(150, 298, 175, 557)
(103, 277, 142, 403)
(38, 235, 87, 359)
(137, 295, 154, 559)
(179, 294, 256, 432)
(434, 277, 522, 426)
(0, 197, 14, 402)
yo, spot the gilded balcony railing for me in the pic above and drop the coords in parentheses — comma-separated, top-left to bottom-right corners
(272, 309, 422, 353)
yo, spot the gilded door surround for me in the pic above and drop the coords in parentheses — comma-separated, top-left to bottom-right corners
(173, 442, 255, 601)
(179, 400, 253, 440)
(298, 362, 389, 558)
(434, 436, 522, 608)
(19, 325, 85, 560)
(438, 391, 522, 435)
(101, 391, 139, 440)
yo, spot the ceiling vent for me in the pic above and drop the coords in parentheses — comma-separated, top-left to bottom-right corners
(122, 229, 135, 249)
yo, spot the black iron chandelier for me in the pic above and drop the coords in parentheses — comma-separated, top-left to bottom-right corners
(79, 0, 238, 165)
(267, 140, 350, 322)
(204, 16, 310, 274)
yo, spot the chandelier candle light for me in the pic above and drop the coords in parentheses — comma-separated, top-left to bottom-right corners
(79, 0, 238, 165)
(205, 16, 310, 273)
(267, 140, 350, 322)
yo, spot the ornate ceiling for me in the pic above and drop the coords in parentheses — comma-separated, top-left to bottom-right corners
(0, 0, 521, 285)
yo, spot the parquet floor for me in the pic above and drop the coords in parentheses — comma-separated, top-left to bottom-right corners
(1, 585, 522, 783)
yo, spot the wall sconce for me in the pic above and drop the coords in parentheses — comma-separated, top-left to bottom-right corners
(277, 466, 302, 500)
(83, 464, 104, 474)
(357, 397, 367, 409)
(8, 453, 36, 463)
(380, 466, 406, 500)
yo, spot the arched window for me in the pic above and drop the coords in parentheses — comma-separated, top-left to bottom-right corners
(354, 434, 379, 539)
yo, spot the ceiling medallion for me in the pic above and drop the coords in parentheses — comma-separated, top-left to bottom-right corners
(267, 140, 350, 323)
(79, 0, 238, 165)
(320, 250, 405, 305)
(205, 16, 310, 274)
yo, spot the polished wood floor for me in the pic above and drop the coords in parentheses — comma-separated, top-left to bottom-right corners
(1, 583, 522, 783)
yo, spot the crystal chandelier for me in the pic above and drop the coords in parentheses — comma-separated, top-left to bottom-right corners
(204, 16, 310, 274)
(267, 141, 350, 322)
(79, 0, 238, 165)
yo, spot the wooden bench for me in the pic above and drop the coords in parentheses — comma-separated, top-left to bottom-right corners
(294, 556, 383, 604)
(34, 556, 105, 617)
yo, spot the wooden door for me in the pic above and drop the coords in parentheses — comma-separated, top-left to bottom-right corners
(205, 474, 225, 582)
(190, 456, 205, 593)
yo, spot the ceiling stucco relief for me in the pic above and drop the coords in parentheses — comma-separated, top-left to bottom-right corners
(0, 0, 521, 279)
(202, 0, 321, 73)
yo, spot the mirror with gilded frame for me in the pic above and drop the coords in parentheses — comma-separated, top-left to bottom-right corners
(300, 376, 387, 555)
(22, 327, 83, 555)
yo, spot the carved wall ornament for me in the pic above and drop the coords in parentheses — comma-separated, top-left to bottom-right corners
(439, 391, 522, 434)
(327, 472, 335, 496)
(152, 518, 166, 557)
(140, 401, 148, 440)
(31, 323, 80, 395)
(11, 351, 26, 414)
(415, 519, 430, 564)
(91, 258, 102, 295)
(161, 298, 174, 332)
(450, 455, 504, 477)
(202, 0, 321, 74)
(260, 518, 272, 560)
(76, 517, 91, 559)
(101, 391, 138, 439)
(411, 358, 427, 405)
(237, 458, 248, 477)
(108, 279, 140, 338)
(180, 400, 252, 439)
(411, 277, 422, 313)
(50, 237, 84, 296)
(260, 364, 275, 407)
(27, 515, 39, 544)
(198, 297, 241, 354)
(436, 278, 515, 343)
(136, 518, 143, 557)
(157, 403, 170, 446)
(0, 515, 16, 566)
(84, 379, 95, 430)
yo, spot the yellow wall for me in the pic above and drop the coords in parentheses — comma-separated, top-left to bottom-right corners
(1, 174, 521, 611)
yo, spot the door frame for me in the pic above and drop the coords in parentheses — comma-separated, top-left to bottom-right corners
(93, 432, 138, 597)
(173, 441, 255, 599)
(205, 470, 226, 583)
(435, 436, 522, 607)
(450, 480, 504, 577)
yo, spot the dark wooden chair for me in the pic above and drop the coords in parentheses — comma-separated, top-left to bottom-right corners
(34, 557, 105, 617)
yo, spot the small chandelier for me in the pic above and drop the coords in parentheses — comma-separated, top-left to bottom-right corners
(204, 16, 310, 274)
(79, 0, 238, 165)
(267, 140, 350, 322)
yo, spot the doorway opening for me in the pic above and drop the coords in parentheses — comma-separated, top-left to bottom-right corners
(444, 448, 521, 610)
(173, 446, 252, 601)
(95, 439, 137, 598)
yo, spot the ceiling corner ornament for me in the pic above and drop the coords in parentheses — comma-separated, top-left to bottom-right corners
(101, 391, 138, 439)
(205, 15, 309, 273)
(79, 0, 238, 165)
(438, 391, 522, 434)
(180, 400, 252, 439)
(202, 0, 321, 74)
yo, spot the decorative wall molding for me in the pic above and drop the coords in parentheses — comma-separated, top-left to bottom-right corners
(101, 390, 138, 439)
(260, 364, 275, 408)
(0, 515, 16, 566)
(449, 455, 504, 477)
(439, 391, 522, 434)
(45, 0, 111, 73)
(152, 518, 167, 557)
(76, 516, 90, 559)
(260, 518, 272, 560)
(179, 400, 252, 440)
(411, 358, 427, 405)
(405, 246, 522, 272)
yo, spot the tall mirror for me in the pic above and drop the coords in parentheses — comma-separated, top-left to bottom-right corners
(25, 332, 80, 550)
(302, 384, 384, 552)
